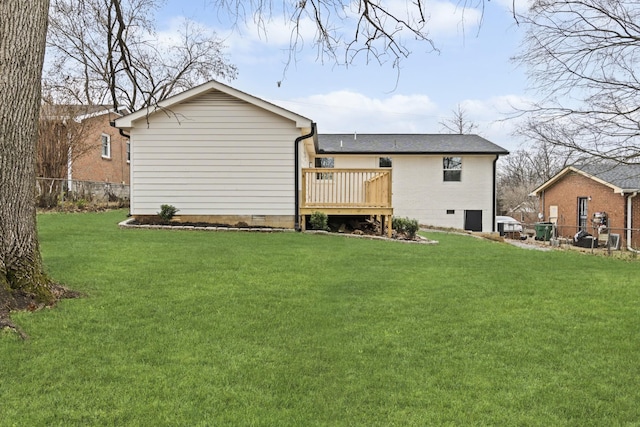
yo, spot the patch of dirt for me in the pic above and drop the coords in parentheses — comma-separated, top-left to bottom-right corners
(0, 283, 82, 340)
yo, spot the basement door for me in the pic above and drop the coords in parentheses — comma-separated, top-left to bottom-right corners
(464, 210, 483, 232)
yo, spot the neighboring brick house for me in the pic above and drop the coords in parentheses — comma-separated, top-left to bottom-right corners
(69, 107, 130, 185)
(531, 163, 640, 249)
(39, 105, 130, 185)
(36, 105, 131, 206)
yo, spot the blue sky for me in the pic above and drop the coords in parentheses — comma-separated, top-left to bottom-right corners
(155, 0, 531, 151)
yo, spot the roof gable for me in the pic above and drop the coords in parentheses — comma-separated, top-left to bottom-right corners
(41, 104, 127, 122)
(114, 80, 312, 129)
(532, 163, 640, 195)
(578, 163, 640, 191)
(316, 133, 509, 155)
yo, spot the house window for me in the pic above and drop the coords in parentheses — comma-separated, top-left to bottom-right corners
(315, 157, 334, 179)
(126, 141, 130, 163)
(446, 209, 455, 214)
(379, 157, 392, 167)
(101, 134, 111, 159)
(443, 156, 462, 181)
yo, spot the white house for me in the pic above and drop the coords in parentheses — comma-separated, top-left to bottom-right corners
(314, 134, 508, 232)
(115, 80, 508, 233)
(115, 80, 315, 229)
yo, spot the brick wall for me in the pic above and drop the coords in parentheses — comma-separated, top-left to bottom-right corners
(632, 194, 640, 249)
(541, 171, 627, 241)
(71, 114, 130, 184)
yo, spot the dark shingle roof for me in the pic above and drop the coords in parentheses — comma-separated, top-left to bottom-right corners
(317, 134, 509, 155)
(576, 163, 640, 191)
(40, 104, 128, 120)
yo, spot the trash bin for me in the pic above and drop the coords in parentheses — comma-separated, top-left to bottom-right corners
(535, 222, 553, 241)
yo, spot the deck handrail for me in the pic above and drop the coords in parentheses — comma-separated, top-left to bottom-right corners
(301, 168, 392, 208)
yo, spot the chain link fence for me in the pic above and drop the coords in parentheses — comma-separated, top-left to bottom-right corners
(36, 178, 129, 208)
(521, 221, 640, 252)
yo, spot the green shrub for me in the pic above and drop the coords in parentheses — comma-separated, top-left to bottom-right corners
(309, 211, 329, 231)
(393, 217, 419, 239)
(76, 199, 88, 210)
(158, 204, 179, 222)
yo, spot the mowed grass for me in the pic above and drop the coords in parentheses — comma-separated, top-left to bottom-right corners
(1, 210, 640, 426)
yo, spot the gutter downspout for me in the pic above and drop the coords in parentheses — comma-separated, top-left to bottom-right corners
(110, 121, 131, 215)
(627, 192, 639, 253)
(492, 156, 498, 232)
(294, 123, 316, 231)
(109, 120, 130, 139)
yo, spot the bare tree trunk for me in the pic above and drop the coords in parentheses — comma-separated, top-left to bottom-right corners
(0, 0, 55, 312)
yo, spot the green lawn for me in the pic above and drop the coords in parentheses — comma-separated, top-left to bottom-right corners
(2, 210, 639, 426)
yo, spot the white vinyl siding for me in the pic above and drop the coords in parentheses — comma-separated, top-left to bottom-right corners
(129, 90, 301, 216)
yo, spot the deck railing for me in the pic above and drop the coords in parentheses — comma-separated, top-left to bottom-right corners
(301, 168, 392, 208)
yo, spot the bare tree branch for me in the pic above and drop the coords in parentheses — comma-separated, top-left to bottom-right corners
(514, 0, 640, 162)
(439, 104, 479, 134)
(497, 141, 578, 216)
(45, 0, 237, 110)
(213, 0, 447, 72)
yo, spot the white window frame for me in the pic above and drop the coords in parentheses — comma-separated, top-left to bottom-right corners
(379, 157, 392, 168)
(126, 140, 130, 163)
(101, 134, 111, 159)
(443, 156, 462, 182)
(315, 157, 334, 180)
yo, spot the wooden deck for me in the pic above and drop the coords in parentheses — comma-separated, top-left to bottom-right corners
(300, 168, 393, 237)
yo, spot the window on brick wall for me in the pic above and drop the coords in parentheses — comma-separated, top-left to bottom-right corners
(126, 141, 130, 163)
(101, 134, 111, 159)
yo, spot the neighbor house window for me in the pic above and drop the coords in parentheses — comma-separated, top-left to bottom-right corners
(315, 157, 334, 179)
(126, 141, 130, 163)
(379, 157, 392, 167)
(578, 197, 588, 231)
(443, 156, 462, 181)
(447, 209, 455, 214)
(101, 134, 111, 159)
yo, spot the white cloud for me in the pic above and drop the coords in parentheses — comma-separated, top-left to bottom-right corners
(458, 95, 535, 150)
(228, 0, 483, 46)
(272, 91, 532, 151)
(273, 90, 440, 133)
(155, 17, 185, 47)
(167, 0, 485, 66)
(219, 15, 318, 50)
(461, 95, 529, 121)
(490, 0, 531, 17)
(422, 1, 483, 38)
